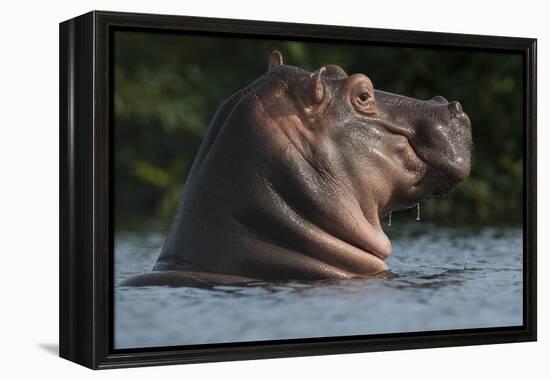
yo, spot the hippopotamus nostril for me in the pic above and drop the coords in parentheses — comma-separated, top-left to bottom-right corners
(449, 101, 463, 113)
(431, 95, 448, 104)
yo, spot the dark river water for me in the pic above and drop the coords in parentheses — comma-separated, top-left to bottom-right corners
(114, 223, 523, 349)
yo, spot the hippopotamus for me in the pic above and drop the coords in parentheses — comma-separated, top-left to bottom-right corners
(121, 50, 472, 287)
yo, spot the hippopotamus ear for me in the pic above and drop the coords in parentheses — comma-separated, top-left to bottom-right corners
(301, 67, 326, 105)
(268, 50, 284, 71)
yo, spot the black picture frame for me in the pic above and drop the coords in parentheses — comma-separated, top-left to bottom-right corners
(59, 10, 537, 369)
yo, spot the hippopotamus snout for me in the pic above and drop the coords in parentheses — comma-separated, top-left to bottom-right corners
(375, 90, 473, 195)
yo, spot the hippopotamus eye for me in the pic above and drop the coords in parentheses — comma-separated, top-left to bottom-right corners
(358, 92, 371, 102)
(352, 90, 376, 115)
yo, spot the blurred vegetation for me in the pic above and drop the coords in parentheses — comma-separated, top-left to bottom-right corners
(114, 31, 523, 229)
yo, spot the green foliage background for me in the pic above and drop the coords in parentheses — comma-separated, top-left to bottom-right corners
(114, 31, 523, 229)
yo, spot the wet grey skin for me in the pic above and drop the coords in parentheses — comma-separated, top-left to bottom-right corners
(121, 50, 472, 287)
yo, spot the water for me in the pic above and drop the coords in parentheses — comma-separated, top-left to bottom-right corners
(114, 223, 523, 349)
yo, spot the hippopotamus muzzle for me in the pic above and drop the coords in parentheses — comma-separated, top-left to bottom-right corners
(122, 50, 473, 286)
(373, 91, 472, 197)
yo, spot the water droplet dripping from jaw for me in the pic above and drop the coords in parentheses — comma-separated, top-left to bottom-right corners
(416, 203, 421, 221)
(388, 212, 392, 226)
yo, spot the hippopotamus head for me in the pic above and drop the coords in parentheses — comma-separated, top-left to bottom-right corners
(262, 50, 472, 213)
(152, 50, 472, 283)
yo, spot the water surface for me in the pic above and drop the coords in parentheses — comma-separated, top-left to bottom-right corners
(115, 223, 523, 349)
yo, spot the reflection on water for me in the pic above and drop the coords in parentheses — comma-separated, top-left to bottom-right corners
(114, 223, 523, 349)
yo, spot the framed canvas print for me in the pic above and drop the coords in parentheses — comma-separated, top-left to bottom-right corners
(59, 11, 537, 369)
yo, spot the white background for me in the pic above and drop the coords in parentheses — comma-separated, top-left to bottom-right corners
(0, 0, 546, 378)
